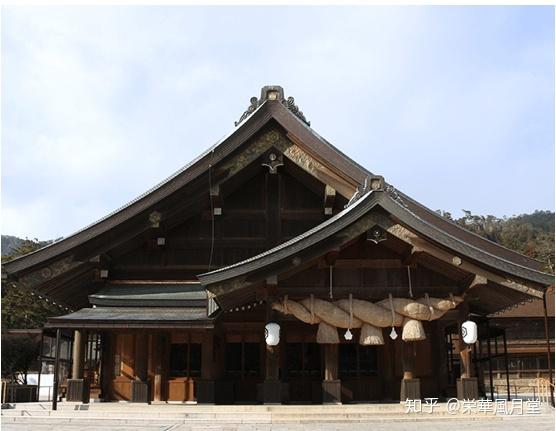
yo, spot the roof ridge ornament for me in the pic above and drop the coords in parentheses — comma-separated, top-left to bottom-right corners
(234, 85, 311, 127)
(346, 175, 385, 207)
(385, 183, 407, 208)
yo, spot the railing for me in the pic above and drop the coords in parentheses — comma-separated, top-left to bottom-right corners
(534, 378, 555, 406)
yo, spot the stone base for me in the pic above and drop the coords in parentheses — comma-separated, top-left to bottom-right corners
(196, 380, 215, 404)
(400, 378, 420, 401)
(67, 379, 90, 403)
(457, 377, 479, 400)
(322, 380, 342, 404)
(131, 380, 149, 403)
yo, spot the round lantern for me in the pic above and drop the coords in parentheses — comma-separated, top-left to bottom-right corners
(461, 320, 477, 344)
(265, 322, 280, 346)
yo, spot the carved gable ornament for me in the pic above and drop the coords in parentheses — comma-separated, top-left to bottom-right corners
(235, 85, 310, 127)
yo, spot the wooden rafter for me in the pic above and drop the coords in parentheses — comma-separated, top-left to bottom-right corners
(324, 185, 336, 215)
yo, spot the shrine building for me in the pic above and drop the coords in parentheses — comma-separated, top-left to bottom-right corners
(2, 86, 553, 406)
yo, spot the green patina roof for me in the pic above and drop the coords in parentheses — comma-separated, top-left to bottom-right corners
(89, 283, 207, 307)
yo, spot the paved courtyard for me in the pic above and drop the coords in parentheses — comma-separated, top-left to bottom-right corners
(3, 415, 555, 431)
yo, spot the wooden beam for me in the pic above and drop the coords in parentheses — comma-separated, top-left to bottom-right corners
(324, 249, 340, 266)
(371, 216, 544, 299)
(317, 258, 409, 269)
(401, 245, 424, 266)
(277, 140, 356, 198)
(284, 130, 360, 195)
(324, 185, 336, 216)
(466, 275, 488, 290)
(210, 185, 222, 216)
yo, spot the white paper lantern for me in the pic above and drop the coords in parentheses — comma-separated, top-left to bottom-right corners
(344, 329, 353, 341)
(461, 320, 477, 344)
(265, 322, 280, 346)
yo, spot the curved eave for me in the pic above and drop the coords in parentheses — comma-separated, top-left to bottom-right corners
(3, 93, 548, 284)
(4, 100, 365, 276)
(198, 190, 553, 289)
(380, 195, 554, 287)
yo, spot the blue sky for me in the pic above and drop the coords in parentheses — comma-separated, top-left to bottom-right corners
(2, 6, 554, 240)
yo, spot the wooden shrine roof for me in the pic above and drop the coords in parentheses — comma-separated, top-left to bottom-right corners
(2, 85, 553, 315)
(89, 281, 207, 307)
(45, 306, 214, 329)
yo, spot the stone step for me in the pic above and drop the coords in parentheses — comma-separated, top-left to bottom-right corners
(3, 409, 549, 420)
(3, 403, 413, 412)
(1, 415, 518, 425)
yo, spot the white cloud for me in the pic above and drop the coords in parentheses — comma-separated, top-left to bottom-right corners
(1, 6, 554, 239)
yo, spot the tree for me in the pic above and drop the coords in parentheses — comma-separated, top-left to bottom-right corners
(1, 238, 62, 329)
(1, 335, 40, 384)
(438, 210, 555, 274)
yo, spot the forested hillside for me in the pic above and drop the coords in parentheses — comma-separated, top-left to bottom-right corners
(436, 209, 554, 273)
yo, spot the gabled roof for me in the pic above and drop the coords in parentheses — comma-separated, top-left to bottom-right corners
(199, 187, 553, 290)
(3, 85, 551, 295)
(3, 87, 365, 276)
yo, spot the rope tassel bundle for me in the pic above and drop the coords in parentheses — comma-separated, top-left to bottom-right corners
(272, 294, 462, 344)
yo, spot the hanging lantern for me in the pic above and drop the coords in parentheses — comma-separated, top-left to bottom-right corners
(389, 327, 398, 340)
(265, 322, 280, 346)
(461, 320, 478, 344)
(344, 328, 353, 341)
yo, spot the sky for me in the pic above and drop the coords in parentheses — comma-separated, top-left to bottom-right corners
(1, 6, 554, 240)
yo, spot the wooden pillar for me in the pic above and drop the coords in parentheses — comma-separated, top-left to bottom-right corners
(67, 329, 89, 402)
(72, 330, 85, 379)
(135, 332, 148, 381)
(400, 341, 420, 400)
(323, 344, 338, 380)
(456, 302, 478, 400)
(197, 330, 215, 403)
(382, 334, 395, 400)
(263, 293, 282, 404)
(431, 321, 446, 397)
(52, 329, 61, 410)
(100, 331, 111, 400)
(322, 344, 341, 404)
(152, 332, 163, 402)
(131, 330, 149, 403)
(402, 341, 415, 380)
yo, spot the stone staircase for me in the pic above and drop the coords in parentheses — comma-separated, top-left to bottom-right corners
(2, 402, 554, 426)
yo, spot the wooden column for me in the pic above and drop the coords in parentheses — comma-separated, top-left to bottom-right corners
(265, 164, 281, 248)
(401, 341, 415, 380)
(456, 302, 478, 400)
(52, 329, 61, 410)
(67, 329, 89, 402)
(100, 331, 112, 400)
(131, 331, 149, 403)
(400, 341, 420, 400)
(263, 290, 282, 404)
(322, 344, 341, 404)
(135, 332, 148, 381)
(152, 332, 163, 402)
(323, 344, 338, 380)
(382, 334, 395, 400)
(197, 330, 215, 403)
(72, 330, 85, 379)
